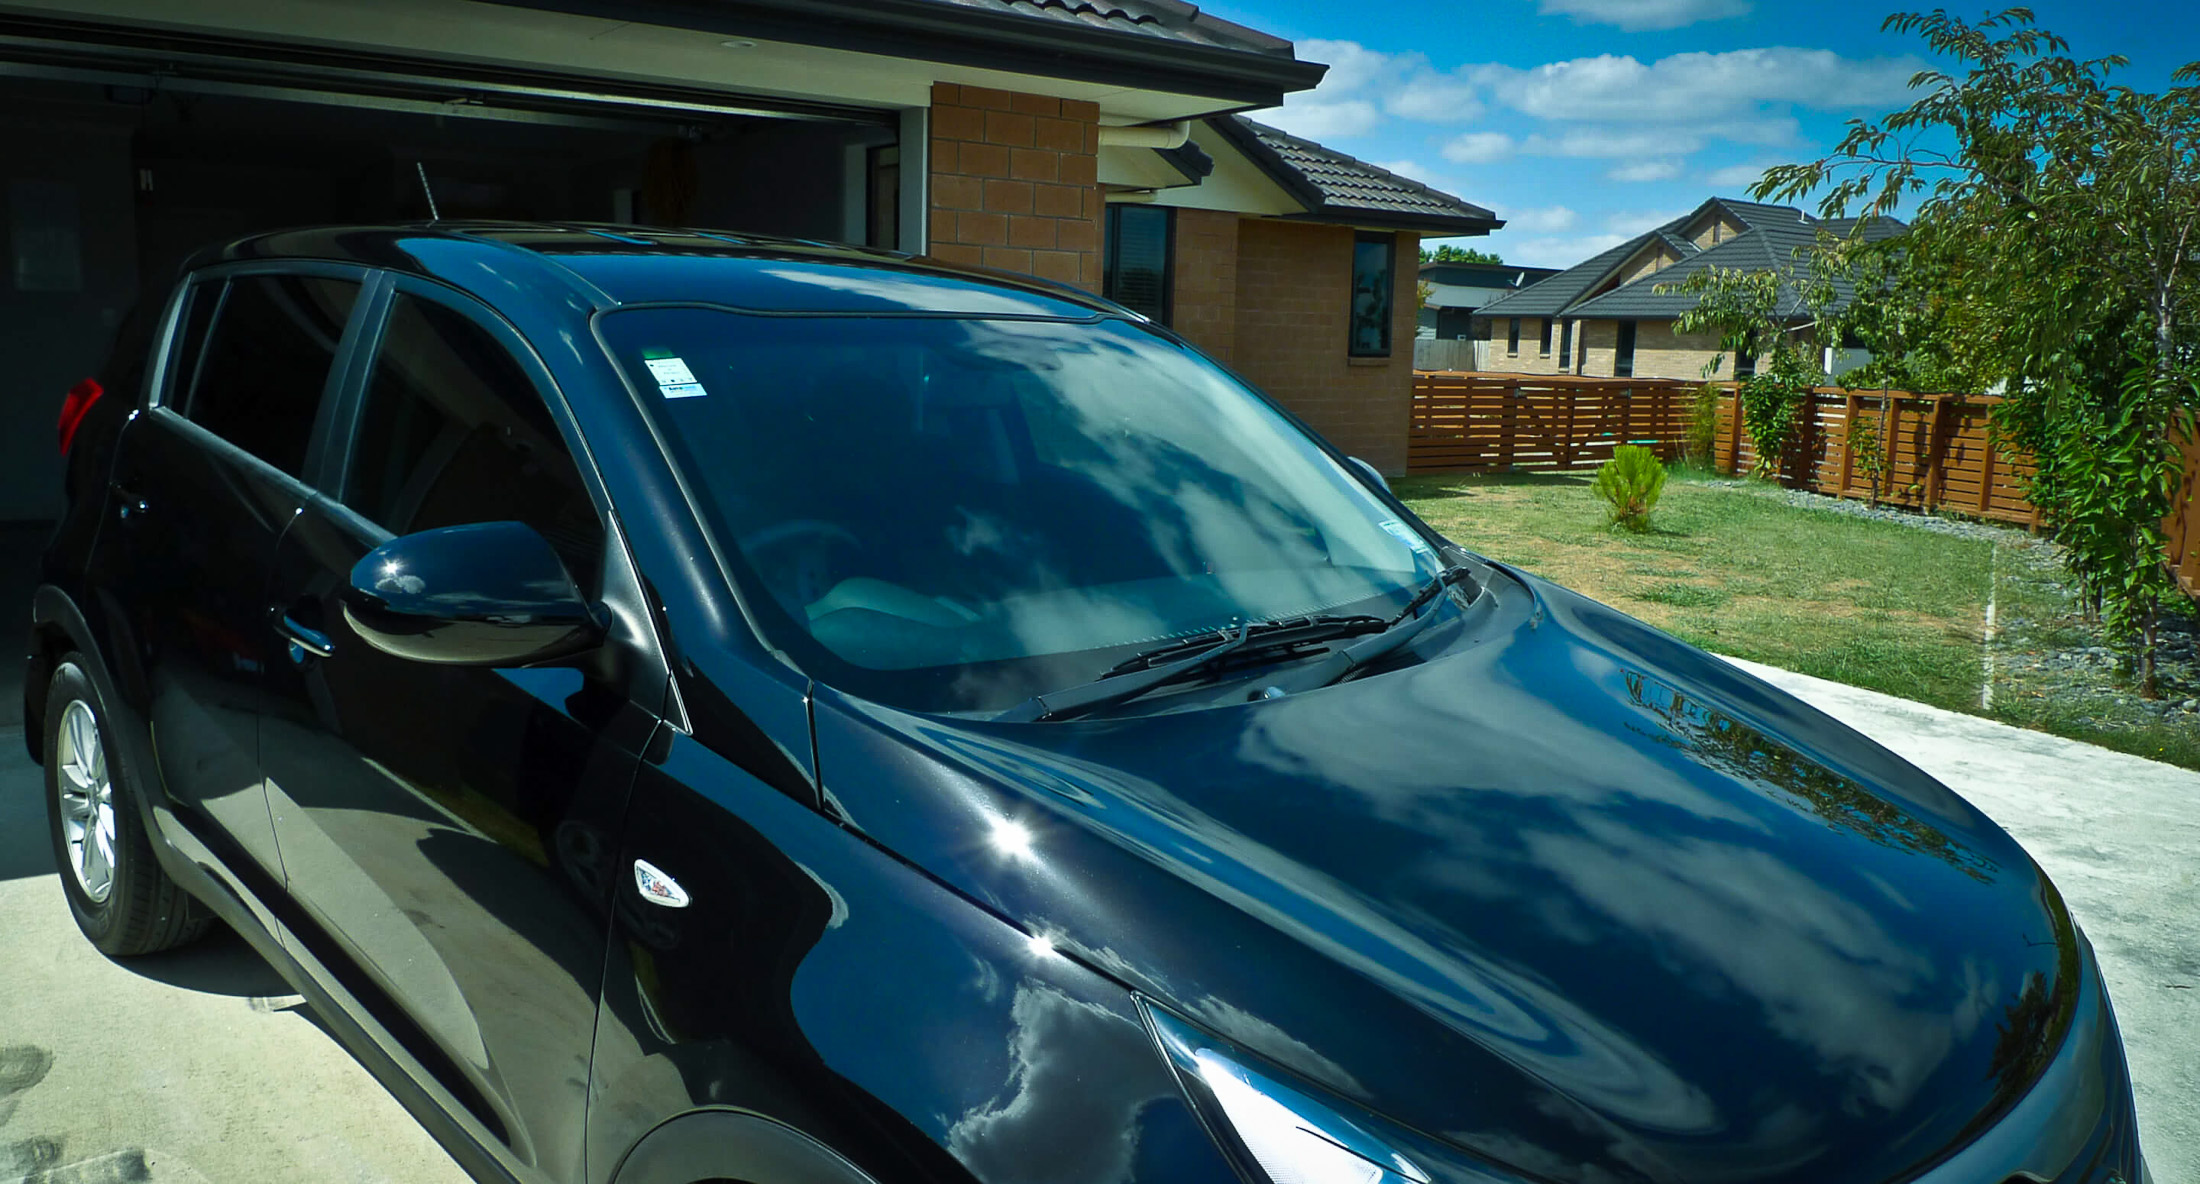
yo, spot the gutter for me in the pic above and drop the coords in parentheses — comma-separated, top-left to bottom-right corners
(479, 0, 1328, 107)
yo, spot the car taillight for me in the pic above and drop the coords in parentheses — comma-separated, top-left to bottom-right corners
(57, 378, 103, 455)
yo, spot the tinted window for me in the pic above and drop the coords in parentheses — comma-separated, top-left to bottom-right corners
(599, 309, 1444, 711)
(1103, 204, 1173, 324)
(184, 275, 360, 476)
(344, 293, 601, 587)
(1349, 233, 1394, 357)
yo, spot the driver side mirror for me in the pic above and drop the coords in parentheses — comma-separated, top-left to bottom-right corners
(340, 521, 603, 667)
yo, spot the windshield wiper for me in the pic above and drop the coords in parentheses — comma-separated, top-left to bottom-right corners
(1104, 614, 1390, 674)
(995, 568, 1480, 723)
(996, 624, 1255, 723)
(997, 614, 1397, 723)
(1255, 564, 1481, 698)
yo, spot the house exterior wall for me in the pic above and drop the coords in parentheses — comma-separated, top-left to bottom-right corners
(1625, 319, 1734, 381)
(1483, 315, 1570, 375)
(1477, 318, 1736, 381)
(926, 83, 1102, 290)
(1614, 243, 1677, 286)
(1170, 206, 1239, 364)
(1577, 318, 1619, 377)
(1686, 212, 1741, 249)
(1227, 220, 1419, 474)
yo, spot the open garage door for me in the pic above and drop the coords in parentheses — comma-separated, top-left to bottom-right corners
(0, 20, 903, 521)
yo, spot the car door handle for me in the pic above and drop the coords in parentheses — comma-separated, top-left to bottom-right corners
(110, 483, 148, 521)
(275, 614, 334, 660)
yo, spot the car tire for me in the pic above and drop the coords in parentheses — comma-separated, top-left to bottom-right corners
(43, 654, 211, 956)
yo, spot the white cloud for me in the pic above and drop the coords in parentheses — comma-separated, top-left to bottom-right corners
(1258, 98, 1381, 140)
(1538, 0, 1751, 31)
(1442, 132, 1516, 164)
(1497, 233, 1633, 269)
(1508, 205, 1579, 233)
(1609, 159, 1683, 182)
(1705, 159, 1780, 188)
(1479, 49, 1924, 125)
(1605, 207, 1691, 235)
(1385, 75, 1484, 123)
(1526, 127, 1702, 158)
(1253, 39, 1487, 142)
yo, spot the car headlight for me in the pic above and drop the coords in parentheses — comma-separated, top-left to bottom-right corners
(1141, 1000, 1431, 1184)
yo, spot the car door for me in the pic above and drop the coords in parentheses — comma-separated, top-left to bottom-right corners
(256, 279, 662, 1183)
(85, 267, 368, 889)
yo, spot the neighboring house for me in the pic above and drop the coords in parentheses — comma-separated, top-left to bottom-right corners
(1412, 259, 1558, 371)
(1475, 197, 1905, 382)
(0, 0, 1499, 519)
(1417, 260, 1560, 341)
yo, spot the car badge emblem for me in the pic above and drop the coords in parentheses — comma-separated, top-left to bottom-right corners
(632, 859, 690, 909)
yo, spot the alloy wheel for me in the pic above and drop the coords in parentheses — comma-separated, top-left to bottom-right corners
(54, 699, 117, 904)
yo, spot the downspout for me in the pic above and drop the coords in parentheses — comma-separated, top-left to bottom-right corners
(1097, 121, 1193, 150)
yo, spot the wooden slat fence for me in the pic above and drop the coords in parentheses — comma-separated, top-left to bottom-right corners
(2170, 415, 2200, 600)
(1711, 388, 2044, 528)
(1410, 373, 2199, 601)
(1408, 372, 1694, 474)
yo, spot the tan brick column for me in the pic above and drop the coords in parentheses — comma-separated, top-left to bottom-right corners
(1170, 208, 1240, 364)
(927, 83, 1102, 290)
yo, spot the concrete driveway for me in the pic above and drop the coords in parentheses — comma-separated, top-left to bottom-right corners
(1728, 657, 2199, 1184)
(1, 655, 2190, 1183)
(0, 725, 469, 1184)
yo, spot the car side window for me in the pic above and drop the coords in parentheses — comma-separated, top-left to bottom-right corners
(343, 291, 603, 590)
(160, 280, 224, 409)
(181, 274, 361, 477)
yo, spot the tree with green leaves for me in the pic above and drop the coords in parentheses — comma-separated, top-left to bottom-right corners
(1654, 257, 1842, 480)
(1418, 244, 1504, 264)
(1754, 7, 2200, 696)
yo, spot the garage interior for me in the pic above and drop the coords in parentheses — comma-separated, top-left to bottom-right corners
(0, 61, 902, 526)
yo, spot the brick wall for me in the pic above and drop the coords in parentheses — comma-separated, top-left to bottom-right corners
(926, 83, 1102, 290)
(1228, 221, 1420, 474)
(1628, 319, 1731, 381)
(1170, 207, 1239, 364)
(1486, 314, 1568, 374)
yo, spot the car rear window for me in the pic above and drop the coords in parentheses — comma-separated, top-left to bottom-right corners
(181, 274, 360, 477)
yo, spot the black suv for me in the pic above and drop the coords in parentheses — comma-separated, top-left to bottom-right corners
(27, 224, 2145, 1184)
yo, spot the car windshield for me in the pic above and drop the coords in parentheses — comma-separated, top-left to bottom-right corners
(599, 306, 1444, 711)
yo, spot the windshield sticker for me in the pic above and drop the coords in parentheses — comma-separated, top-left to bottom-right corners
(1379, 520, 1436, 556)
(658, 382, 707, 400)
(644, 357, 697, 385)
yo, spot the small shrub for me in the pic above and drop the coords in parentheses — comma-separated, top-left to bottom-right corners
(1685, 383, 1723, 468)
(1593, 445, 1668, 531)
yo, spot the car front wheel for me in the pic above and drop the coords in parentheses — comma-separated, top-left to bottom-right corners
(44, 655, 210, 956)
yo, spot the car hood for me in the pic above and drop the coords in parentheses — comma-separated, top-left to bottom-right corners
(807, 570, 2081, 1184)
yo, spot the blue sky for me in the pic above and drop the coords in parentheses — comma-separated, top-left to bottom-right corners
(1197, 0, 2198, 268)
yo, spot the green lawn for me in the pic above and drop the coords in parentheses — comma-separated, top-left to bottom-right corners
(1397, 471, 1996, 713)
(1398, 470, 2200, 772)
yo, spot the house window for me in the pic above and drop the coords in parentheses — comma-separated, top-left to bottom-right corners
(1576, 322, 1588, 373)
(1102, 204, 1174, 324)
(1736, 347, 1758, 379)
(1349, 232, 1395, 357)
(1615, 320, 1637, 378)
(1557, 319, 1573, 371)
(1437, 307, 1476, 339)
(1538, 318, 1552, 356)
(1506, 317, 1520, 355)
